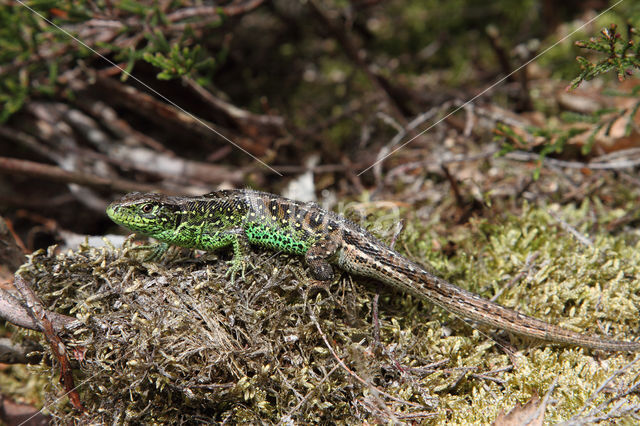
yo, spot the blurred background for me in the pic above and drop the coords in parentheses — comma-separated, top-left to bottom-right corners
(1, 1, 640, 423)
(0, 0, 638, 250)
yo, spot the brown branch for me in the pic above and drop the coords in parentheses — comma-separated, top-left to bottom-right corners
(12, 275, 85, 412)
(183, 77, 285, 136)
(167, 0, 265, 22)
(485, 25, 532, 111)
(440, 164, 465, 209)
(93, 76, 271, 157)
(220, 0, 266, 16)
(0, 287, 77, 334)
(71, 96, 177, 156)
(15, 100, 244, 188)
(506, 149, 640, 170)
(371, 293, 381, 350)
(486, 25, 515, 83)
(0, 155, 164, 194)
(490, 252, 540, 303)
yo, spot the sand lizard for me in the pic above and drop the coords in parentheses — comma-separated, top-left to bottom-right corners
(107, 189, 640, 352)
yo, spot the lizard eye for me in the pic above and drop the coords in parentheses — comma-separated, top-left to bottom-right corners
(141, 203, 154, 213)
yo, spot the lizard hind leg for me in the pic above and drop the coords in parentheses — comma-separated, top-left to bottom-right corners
(305, 237, 340, 281)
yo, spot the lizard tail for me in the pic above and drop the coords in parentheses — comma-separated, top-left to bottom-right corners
(409, 271, 640, 352)
(335, 234, 638, 351)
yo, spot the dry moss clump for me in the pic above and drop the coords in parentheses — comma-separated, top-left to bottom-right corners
(13, 201, 640, 423)
(19, 240, 398, 423)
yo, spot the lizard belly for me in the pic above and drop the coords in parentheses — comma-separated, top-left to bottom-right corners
(244, 222, 311, 255)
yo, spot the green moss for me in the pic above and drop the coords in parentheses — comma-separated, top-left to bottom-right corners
(12, 201, 640, 423)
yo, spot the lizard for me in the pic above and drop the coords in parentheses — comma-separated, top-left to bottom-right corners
(106, 189, 640, 352)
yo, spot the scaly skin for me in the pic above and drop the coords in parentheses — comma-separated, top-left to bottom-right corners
(107, 189, 640, 352)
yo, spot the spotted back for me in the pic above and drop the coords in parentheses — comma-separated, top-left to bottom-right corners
(205, 189, 345, 255)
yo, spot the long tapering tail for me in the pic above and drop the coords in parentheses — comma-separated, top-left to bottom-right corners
(408, 270, 640, 352)
(339, 243, 640, 352)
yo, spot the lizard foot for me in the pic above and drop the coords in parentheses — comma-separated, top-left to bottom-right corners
(131, 242, 170, 262)
(225, 257, 254, 285)
(307, 259, 334, 281)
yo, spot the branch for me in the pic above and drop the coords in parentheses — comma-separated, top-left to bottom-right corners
(12, 275, 85, 412)
(0, 287, 77, 333)
(0, 155, 163, 194)
(94, 76, 271, 157)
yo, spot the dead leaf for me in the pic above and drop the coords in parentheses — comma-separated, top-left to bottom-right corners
(493, 394, 544, 426)
(559, 78, 640, 154)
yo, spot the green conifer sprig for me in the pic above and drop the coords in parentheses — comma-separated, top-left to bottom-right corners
(570, 23, 640, 89)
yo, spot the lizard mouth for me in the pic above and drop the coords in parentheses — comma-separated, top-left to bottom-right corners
(106, 204, 120, 222)
(107, 204, 158, 236)
(106, 204, 140, 229)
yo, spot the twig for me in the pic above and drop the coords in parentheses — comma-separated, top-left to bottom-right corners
(183, 77, 284, 132)
(0, 287, 77, 333)
(93, 76, 270, 157)
(389, 218, 404, 250)
(380, 101, 460, 185)
(72, 98, 176, 156)
(166, 0, 265, 22)
(469, 365, 514, 386)
(490, 252, 539, 302)
(485, 25, 533, 111)
(22, 100, 244, 188)
(576, 355, 640, 419)
(402, 358, 449, 376)
(486, 26, 515, 83)
(440, 164, 465, 209)
(12, 275, 85, 412)
(560, 355, 640, 425)
(272, 164, 347, 174)
(371, 293, 381, 350)
(529, 377, 558, 425)
(506, 149, 640, 170)
(0, 156, 164, 194)
(395, 411, 439, 420)
(463, 104, 475, 137)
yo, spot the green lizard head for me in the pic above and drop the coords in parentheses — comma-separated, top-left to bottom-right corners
(107, 192, 180, 237)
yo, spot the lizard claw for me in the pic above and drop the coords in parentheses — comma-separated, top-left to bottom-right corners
(225, 257, 253, 285)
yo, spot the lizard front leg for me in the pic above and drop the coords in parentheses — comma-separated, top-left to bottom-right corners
(305, 236, 340, 281)
(130, 241, 171, 262)
(200, 228, 252, 285)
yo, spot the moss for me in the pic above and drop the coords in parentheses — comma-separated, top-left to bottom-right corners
(13, 202, 640, 423)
